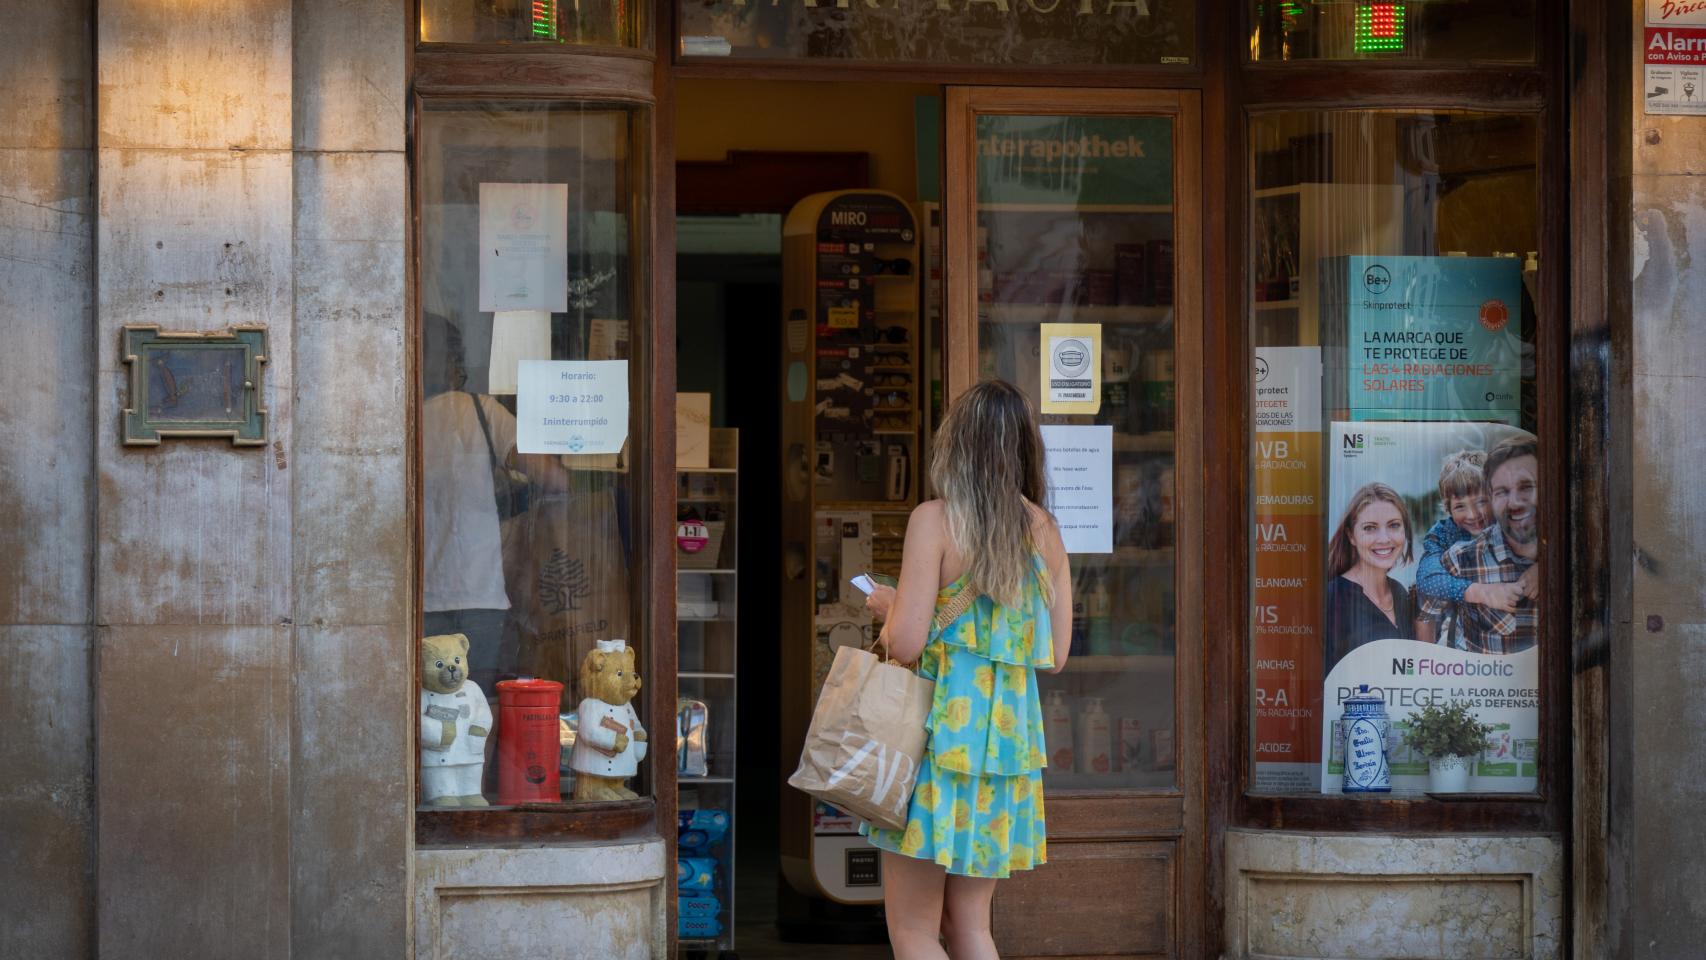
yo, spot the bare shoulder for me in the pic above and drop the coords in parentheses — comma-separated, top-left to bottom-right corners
(1026, 502, 1066, 563)
(908, 500, 947, 539)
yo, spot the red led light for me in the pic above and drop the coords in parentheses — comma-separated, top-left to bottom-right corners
(1369, 2, 1398, 38)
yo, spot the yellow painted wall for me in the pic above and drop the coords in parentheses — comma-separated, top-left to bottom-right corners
(675, 79, 938, 201)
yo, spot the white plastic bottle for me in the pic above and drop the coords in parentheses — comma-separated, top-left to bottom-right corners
(1043, 690, 1075, 774)
(1076, 697, 1113, 776)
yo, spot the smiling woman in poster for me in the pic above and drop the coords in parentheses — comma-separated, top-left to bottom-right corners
(1324, 482, 1417, 671)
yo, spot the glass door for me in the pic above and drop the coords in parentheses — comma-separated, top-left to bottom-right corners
(944, 87, 1202, 959)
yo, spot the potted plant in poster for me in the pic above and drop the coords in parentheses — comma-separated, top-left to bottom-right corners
(1404, 700, 1493, 794)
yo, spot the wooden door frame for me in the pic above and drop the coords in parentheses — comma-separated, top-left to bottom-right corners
(944, 86, 1206, 959)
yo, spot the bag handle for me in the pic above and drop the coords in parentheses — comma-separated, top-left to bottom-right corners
(468, 390, 503, 472)
(872, 587, 978, 665)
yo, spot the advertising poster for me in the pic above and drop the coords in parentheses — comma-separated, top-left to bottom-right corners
(1040, 424, 1113, 554)
(515, 360, 629, 455)
(1040, 323, 1102, 414)
(1321, 640, 1539, 794)
(478, 183, 569, 313)
(1252, 348, 1324, 792)
(1321, 420, 1538, 794)
(1332, 255, 1522, 423)
(1643, 0, 1706, 114)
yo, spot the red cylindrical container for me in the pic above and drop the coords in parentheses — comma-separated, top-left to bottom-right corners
(495, 679, 565, 805)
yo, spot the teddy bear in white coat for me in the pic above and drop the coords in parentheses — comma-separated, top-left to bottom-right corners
(420, 633, 493, 807)
(571, 638, 648, 801)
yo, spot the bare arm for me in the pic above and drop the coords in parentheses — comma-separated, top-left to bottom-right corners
(879, 502, 949, 665)
(1034, 507, 1073, 674)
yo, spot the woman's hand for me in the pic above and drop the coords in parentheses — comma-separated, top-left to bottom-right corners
(865, 584, 896, 622)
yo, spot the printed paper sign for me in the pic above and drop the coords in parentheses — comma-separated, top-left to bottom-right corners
(479, 183, 569, 313)
(1040, 323, 1102, 414)
(1321, 640, 1539, 794)
(1644, 25, 1706, 112)
(1341, 256, 1522, 422)
(1252, 346, 1326, 792)
(516, 360, 628, 455)
(1040, 424, 1113, 554)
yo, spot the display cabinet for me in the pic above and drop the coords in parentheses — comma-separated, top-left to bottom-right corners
(677, 428, 739, 957)
(777, 191, 922, 909)
(1252, 183, 1402, 347)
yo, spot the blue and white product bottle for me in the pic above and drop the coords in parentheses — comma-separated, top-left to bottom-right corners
(1341, 685, 1391, 793)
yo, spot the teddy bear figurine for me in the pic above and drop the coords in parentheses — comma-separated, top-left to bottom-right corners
(419, 633, 493, 807)
(570, 638, 648, 801)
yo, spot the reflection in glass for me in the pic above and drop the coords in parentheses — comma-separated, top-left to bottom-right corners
(679, 0, 1194, 65)
(422, 0, 642, 46)
(418, 101, 650, 808)
(1247, 111, 1541, 797)
(1249, 0, 1534, 62)
(976, 113, 1178, 791)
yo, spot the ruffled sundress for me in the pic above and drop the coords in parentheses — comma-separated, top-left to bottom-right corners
(862, 553, 1054, 878)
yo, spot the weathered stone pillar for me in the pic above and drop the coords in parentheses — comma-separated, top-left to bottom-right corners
(0, 3, 96, 957)
(86, 1, 411, 956)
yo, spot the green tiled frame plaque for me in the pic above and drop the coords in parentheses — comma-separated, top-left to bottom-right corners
(121, 325, 269, 446)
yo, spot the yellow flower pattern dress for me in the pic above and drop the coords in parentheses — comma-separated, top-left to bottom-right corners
(863, 553, 1053, 878)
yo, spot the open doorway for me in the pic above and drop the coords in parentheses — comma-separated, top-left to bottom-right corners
(674, 79, 941, 959)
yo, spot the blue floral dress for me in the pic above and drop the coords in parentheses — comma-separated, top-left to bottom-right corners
(862, 554, 1053, 878)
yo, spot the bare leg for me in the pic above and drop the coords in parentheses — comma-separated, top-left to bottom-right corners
(942, 874, 1000, 960)
(881, 852, 949, 960)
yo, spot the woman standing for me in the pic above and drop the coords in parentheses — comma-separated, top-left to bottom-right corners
(1323, 482, 1417, 671)
(864, 379, 1073, 960)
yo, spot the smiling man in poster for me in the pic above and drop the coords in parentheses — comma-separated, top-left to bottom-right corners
(1435, 435, 1540, 655)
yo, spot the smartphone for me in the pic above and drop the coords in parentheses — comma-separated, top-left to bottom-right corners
(850, 572, 897, 595)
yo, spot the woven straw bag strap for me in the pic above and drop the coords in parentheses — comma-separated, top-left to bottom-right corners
(932, 587, 978, 634)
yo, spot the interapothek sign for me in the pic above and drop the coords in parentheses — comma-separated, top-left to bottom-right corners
(976, 115, 1173, 208)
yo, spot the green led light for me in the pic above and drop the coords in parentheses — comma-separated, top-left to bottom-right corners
(532, 0, 558, 40)
(1354, 2, 1406, 53)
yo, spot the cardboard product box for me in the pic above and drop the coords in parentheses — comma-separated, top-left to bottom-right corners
(677, 392, 711, 469)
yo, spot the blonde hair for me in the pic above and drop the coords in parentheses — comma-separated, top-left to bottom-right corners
(928, 379, 1048, 608)
(1437, 449, 1486, 502)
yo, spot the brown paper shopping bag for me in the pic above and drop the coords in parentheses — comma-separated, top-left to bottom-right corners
(788, 643, 936, 831)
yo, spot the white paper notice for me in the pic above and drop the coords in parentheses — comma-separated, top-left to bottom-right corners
(516, 360, 628, 455)
(486, 310, 552, 395)
(479, 183, 569, 313)
(1040, 424, 1113, 555)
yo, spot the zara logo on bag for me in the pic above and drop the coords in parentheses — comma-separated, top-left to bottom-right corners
(824, 731, 918, 814)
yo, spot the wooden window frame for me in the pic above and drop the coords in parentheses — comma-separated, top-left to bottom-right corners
(1211, 3, 1575, 836)
(408, 11, 679, 846)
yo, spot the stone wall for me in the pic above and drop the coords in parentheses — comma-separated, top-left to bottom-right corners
(1, 1, 411, 956)
(1626, 0, 1706, 954)
(0, 3, 95, 956)
(1224, 831, 1564, 960)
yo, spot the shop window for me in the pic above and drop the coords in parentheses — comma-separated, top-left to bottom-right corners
(1248, 1, 1535, 62)
(676, 0, 1194, 66)
(1246, 111, 1541, 798)
(417, 101, 652, 810)
(421, 0, 644, 46)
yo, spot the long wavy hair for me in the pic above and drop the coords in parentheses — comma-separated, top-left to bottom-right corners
(928, 379, 1049, 607)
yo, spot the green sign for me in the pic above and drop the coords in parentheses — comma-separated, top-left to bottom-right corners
(976, 114, 1173, 208)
